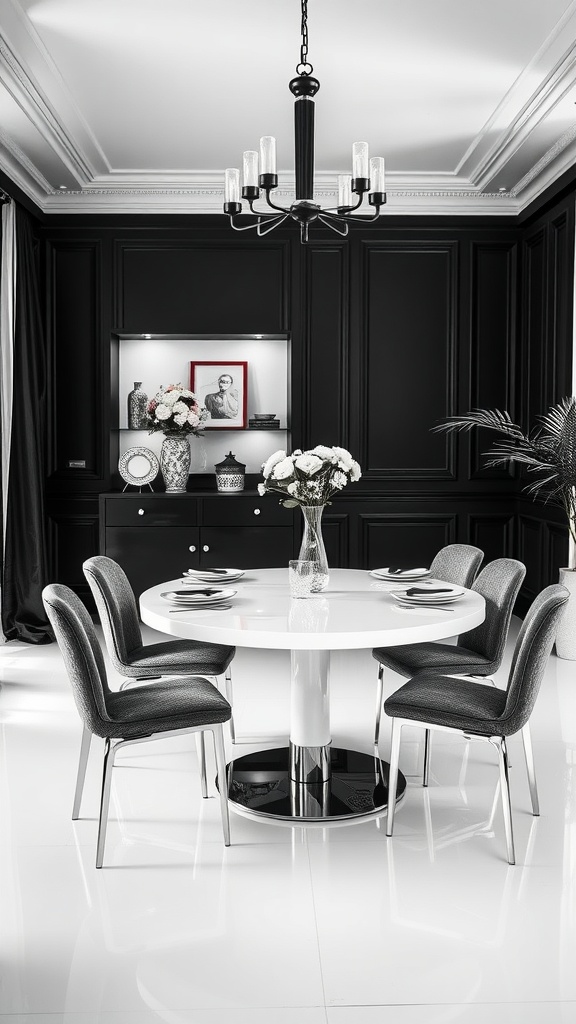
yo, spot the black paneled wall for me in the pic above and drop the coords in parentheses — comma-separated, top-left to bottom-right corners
(39, 204, 573, 603)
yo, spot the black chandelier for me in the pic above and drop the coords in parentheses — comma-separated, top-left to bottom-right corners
(223, 0, 386, 243)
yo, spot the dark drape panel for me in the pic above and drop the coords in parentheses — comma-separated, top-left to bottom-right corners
(2, 204, 52, 643)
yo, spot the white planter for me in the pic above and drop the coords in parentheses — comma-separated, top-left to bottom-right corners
(555, 568, 576, 660)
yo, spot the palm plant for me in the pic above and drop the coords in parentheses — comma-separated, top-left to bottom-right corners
(433, 396, 576, 569)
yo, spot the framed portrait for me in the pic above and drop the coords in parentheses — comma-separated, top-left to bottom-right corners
(190, 361, 248, 429)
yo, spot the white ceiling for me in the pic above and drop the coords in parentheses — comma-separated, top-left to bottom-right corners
(2, 0, 576, 215)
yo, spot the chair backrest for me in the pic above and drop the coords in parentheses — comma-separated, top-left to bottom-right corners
(83, 555, 143, 674)
(500, 584, 569, 734)
(42, 583, 112, 736)
(458, 557, 526, 668)
(429, 544, 483, 588)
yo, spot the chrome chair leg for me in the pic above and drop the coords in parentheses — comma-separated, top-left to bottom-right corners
(96, 738, 117, 869)
(386, 718, 402, 837)
(213, 725, 231, 846)
(521, 723, 539, 816)
(422, 728, 431, 787)
(72, 725, 92, 820)
(374, 664, 384, 746)
(493, 735, 515, 865)
(224, 667, 236, 743)
(196, 731, 208, 798)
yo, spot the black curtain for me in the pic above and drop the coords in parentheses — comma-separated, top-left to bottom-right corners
(2, 204, 52, 643)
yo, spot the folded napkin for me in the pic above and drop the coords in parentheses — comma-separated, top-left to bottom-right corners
(406, 587, 453, 596)
(385, 567, 428, 575)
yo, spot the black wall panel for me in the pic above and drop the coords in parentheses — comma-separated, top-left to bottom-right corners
(115, 242, 288, 334)
(469, 512, 515, 565)
(49, 241, 103, 481)
(303, 244, 348, 446)
(362, 242, 456, 479)
(359, 513, 456, 570)
(469, 241, 517, 479)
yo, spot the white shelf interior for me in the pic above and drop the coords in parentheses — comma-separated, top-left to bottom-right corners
(117, 336, 289, 475)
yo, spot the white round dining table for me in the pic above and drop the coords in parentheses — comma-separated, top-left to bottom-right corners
(139, 567, 485, 824)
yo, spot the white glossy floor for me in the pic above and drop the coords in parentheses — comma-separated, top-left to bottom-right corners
(1, 615, 575, 1024)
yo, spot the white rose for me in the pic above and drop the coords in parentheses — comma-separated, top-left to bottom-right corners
(273, 457, 296, 480)
(287, 482, 300, 495)
(173, 401, 188, 415)
(262, 450, 286, 478)
(350, 460, 361, 482)
(311, 445, 336, 462)
(163, 390, 181, 407)
(181, 389, 195, 399)
(295, 453, 323, 475)
(257, 482, 267, 495)
(187, 410, 200, 426)
(332, 446, 354, 471)
(174, 412, 188, 427)
(155, 403, 172, 420)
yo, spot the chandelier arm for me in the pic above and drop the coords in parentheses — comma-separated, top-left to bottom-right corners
(257, 214, 289, 236)
(248, 199, 288, 219)
(228, 215, 264, 233)
(318, 215, 349, 237)
(263, 189, 291, 214)
(335, 207, 383, 224)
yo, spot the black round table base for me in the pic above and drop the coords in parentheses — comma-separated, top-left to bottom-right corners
(225, 746, 407, 822)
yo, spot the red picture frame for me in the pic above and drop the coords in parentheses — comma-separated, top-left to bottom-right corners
(190, 361, 248, 429)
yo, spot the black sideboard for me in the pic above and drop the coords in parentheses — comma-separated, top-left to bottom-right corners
(99, 491, 298, 597)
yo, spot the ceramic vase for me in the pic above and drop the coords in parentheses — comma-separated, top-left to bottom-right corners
(160, 434, 191, 493)
(555, 567, 576, 659)
(299, 505, 329, 592)
(127, 381, 148, 429)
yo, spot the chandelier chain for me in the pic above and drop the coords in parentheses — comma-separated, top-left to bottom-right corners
(297, 0, 313, 75)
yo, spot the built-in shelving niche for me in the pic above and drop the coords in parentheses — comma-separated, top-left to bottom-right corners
(110, 334, 291, 485)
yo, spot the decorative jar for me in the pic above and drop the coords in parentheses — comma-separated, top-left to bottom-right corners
(215, 452, 246, 492)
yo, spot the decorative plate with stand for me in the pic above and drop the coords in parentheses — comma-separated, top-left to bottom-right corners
(118, 447, 159, 491)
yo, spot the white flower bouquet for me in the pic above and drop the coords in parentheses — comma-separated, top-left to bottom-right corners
(147, 384, 208, 436)
(259, 445, 361, 507)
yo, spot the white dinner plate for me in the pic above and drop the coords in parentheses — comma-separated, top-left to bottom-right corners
(161, 588, 237, 605)
(183, 568, 245, 583)
(370, 567, 430, 581)
(392, 584, 464, 605)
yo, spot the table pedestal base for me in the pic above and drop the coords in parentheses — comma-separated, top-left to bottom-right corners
(226, 747, 407, 822)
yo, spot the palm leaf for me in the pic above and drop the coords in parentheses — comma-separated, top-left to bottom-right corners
(433, 397, 576, 509)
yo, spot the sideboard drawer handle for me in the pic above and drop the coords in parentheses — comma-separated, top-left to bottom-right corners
(253, 508, 261, 515)
(138, 508, 145, 516)
(188, 545, 196, 553)
(203, 544, 210, 552)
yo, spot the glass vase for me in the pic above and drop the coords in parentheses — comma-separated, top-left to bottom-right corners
(160, 434, 191, 493)
(299, 505, 329, 591)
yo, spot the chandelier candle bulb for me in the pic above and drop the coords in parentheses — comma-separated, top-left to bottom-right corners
(370, 157, 385, 194)
(243, 150, 259, 190)
(352, 141, 370, 193)
(338, 175, 353, 210)
(259, 136, 278, 188)
(224, 168, 241, 214)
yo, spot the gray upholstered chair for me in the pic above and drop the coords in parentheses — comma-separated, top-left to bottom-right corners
(429, 543, 483, 588)
(43, 583, 232, 867)
(383, 583, 569, 864)
(373, 557, 526, 747)
(83, 555, 239, 741)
